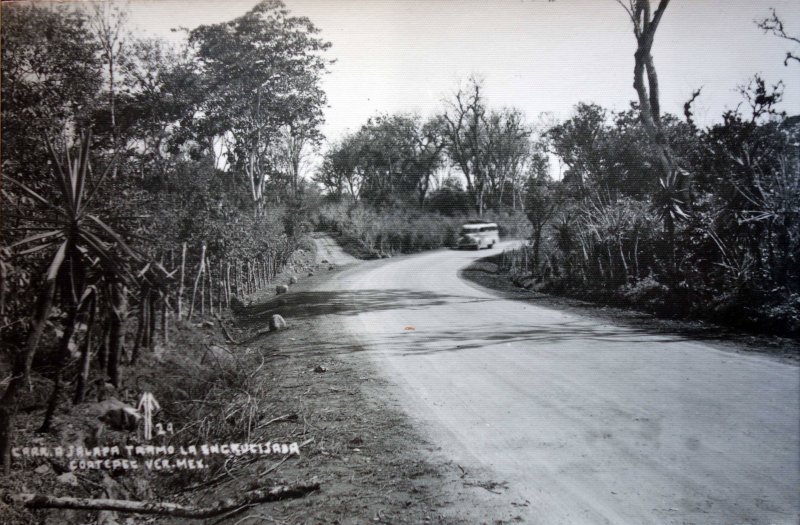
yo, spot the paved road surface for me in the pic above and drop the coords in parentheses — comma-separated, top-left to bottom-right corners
(315, 237, 800, 524)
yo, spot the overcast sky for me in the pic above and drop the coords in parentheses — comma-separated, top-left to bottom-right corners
(119, 0, 800, 141)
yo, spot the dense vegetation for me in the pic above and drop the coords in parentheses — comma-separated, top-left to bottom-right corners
(504, 96, 799, 334)
(0, 0, 328, 472)
(314, 78, 536, 256)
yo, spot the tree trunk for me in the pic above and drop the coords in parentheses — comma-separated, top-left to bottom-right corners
(147, 291, 157, 350)
(161, 295, 169, 345)
(177, 242, 186, 319)
(188, 244, 206, 321)
(107, 282, 127, 389)
(7, 482, 320, 518)
(74, 295, 97, 405)
(40, 297, 85, 433)
(22, 279, 57, 386)
(131, 287, 149, 365)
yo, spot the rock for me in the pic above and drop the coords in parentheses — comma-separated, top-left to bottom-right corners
(276, 284, 289, 295)
(269, 314, 287, 331)
(313, 365, 327, 373)
(308, 272, 314, 277)
(91, 398, 141, 432)
(321, 259, 329, 264)
(521, 279, 535, 290)
(100, 382, 116, 401)
(56, 472, 79, 486)
(328, 265, 336, 271)
(289, 276, 298, 284)
(35, 463, 51, 474)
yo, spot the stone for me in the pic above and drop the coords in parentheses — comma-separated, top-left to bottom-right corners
(56, 472, 79, 486)
(289, 276, 298, 284)
(91, 398, 141, 432)
(276, 284, 289, 295)
(269, 314, 287, 331)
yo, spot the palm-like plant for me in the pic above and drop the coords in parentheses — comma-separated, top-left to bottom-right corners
(1, 131, 139, 471)
(652, 168, 689, 281)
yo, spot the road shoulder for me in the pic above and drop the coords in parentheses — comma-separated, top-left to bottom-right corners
(215, 261, 519, 524)
(460, 260, 800, 364)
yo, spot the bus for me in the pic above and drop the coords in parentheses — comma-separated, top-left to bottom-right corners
(457, 221, 499, 250)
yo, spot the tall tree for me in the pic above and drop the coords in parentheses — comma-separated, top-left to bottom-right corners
(1, 4, 101, 184)
(443, 77, 490, 216)
(120, 37, 200, 178)
(316, 134, 366, 201)
(188, 0, 330, 212)
(89, 0, 130, 165)
(484, 108, 531, 210)
(616, 0, 684, 279)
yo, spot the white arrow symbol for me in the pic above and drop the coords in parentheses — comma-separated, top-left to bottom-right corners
(137, 392, 160, 441)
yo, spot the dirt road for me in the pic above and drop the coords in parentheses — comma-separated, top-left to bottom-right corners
(314, 237, 800, 524)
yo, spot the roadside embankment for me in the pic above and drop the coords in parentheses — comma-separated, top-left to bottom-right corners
(460, 251, 800, 362)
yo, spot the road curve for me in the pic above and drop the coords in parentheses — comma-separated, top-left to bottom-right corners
(315, 239, 800, 524)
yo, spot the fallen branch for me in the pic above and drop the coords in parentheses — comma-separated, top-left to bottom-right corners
(219, 320, 240, 345)
(255, 413, 298, 431)
(4, 482, 320, 519)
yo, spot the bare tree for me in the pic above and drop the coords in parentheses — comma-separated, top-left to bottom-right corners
(757, 8, 800, 66)
(443, 77, 489, 216)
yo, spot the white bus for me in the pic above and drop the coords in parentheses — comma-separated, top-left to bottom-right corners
(457, 221, 499, 250)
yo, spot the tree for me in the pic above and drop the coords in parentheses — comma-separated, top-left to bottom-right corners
(316, 134, 366, 201)
(443, 77, 490, 216)
(119, 37, 200, 178)
(757, 8, 800, 66)
(428, 177, 472, 216)
(356, 114, 445, 207)
(484, 108, 531, 210)
(89, 0, 130, 160)
(1, 4, 102, 184)
(525, 166, 559, 273)
(547, 103, 609, 197)
(616, 0, 684, 280)
(188, 0, 331, 211)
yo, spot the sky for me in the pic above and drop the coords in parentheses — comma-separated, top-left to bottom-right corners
(29, 0, 798, 145)
(116, 0, 800, 143)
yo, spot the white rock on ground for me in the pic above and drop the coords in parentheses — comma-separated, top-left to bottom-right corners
(269, 314, 287, 331)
